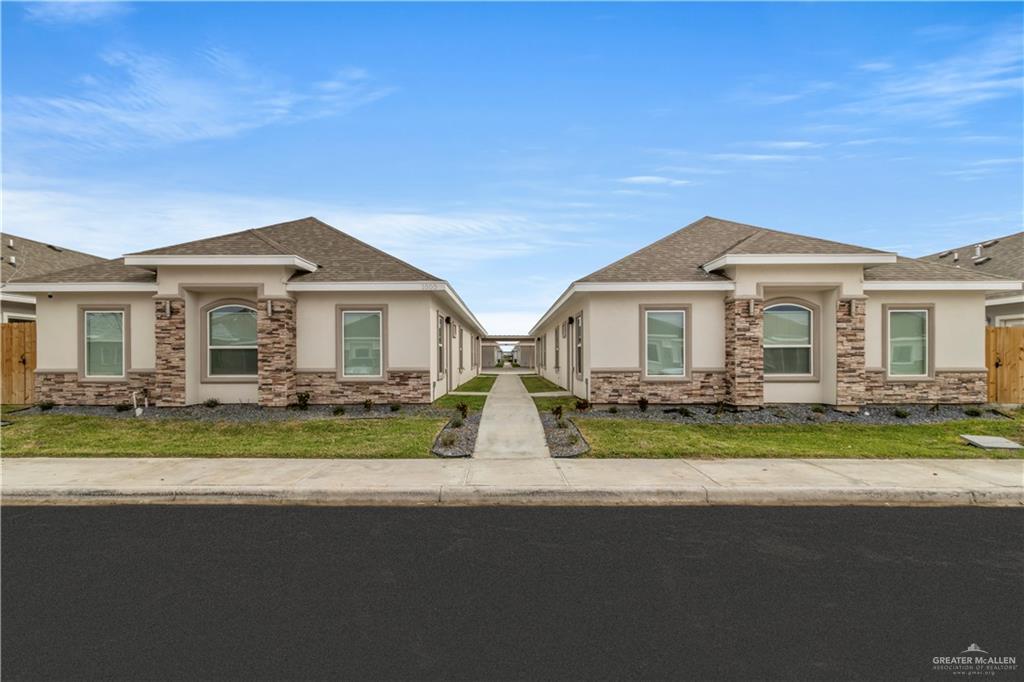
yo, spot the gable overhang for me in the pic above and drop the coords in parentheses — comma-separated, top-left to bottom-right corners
(529, 280, 735, 335)
(701, 252, 897, 273)
(286, 280, 487, 336)
(123, 254, 318, 272)
(863, 280, 1023, 292)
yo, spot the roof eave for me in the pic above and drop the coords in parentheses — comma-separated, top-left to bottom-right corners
(2, 282, 158, 293)
(863, 280, 1023, 291)
(123, 254, 318, 272)
(702, 252, 897, 273)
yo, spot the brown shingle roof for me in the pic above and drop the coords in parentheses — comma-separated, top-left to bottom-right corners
(24, 217, 442, 284)
(578, 216, 886, 283)
(1, 233, 105, 283)
(864, 256, 1017, 281)
(918, 231, 1024, 281)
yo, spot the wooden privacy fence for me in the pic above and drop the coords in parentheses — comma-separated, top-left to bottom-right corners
(986, 326, 1024, 404)
(1, 322, 37, 405)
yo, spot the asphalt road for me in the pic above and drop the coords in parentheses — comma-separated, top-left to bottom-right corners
(3, 506, 1022, 681)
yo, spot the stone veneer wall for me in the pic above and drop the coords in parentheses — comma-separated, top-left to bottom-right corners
(257, 298, 296, 407)
(724, 298, 764, 408)
(590, 371, 727, 404)
(35, 371, 155, 405)
(154, 298, 186, 406)
(295, 371, 432, 404)
(835, 298, 867, 408)
(864, 370, 987, 404)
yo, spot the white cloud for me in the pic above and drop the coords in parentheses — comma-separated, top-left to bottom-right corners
(708, 153, 813, 162)
(857, 61, 893, 72)
(476, 311, 547, 336)
(6, 47, 393, 149)
(23, 2, 129, 24)
(748, 140, 825, 149)
(617, 175, 691, 187)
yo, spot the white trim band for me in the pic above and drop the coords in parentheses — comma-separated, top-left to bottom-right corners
(2, 282, 158, 293)
(702, 252, 896, 272)
(123, 254, 318, 272)
(0, 292, 36, 304)
(864, 281, 1023, 291)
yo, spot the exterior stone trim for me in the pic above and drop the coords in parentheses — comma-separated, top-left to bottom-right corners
(295, 371, 431, 404)
(258, 298, 297, 407)
(835, 298, 866, 407)
(724, 298, 764, 408)
(864, 370, 986, 404)
(591, 370, 727, 404)
(154, 298, 186, 406)
(36, 371, 154, 406)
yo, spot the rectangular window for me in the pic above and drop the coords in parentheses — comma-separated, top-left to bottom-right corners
(889, 309, 928, 377)
(459, 328, 464, 371)
(84, 310, 124, 377)
(342, 310, 382, 377)
(575, 314, 583, 376)
(437, 314, 445, 376)
(645, 310, 685, 376)
(764, 304, 813, 375)
(554, 331, 560, 369)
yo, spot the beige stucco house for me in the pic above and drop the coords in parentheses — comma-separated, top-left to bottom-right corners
(529, 216, 1022, 408)
(5, 217, 486, 406)
(920, 231, 1024, 328)
(1, 233, 104, 322)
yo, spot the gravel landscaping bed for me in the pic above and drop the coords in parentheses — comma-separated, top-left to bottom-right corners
(539, 412, 590, 458)
(575, 403, 1012, 426)
(15, 403, 454, 423)
(432, 413, 481, 458)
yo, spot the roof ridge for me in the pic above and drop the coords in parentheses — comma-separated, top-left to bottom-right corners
(301, 216, 442, 282)
(711, 217, 891, 255)
(246, 228, 292, 255)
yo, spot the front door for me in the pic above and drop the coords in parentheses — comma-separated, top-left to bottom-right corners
(445, 319, 453, 393)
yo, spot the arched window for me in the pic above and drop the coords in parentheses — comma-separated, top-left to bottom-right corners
(207, 304, 258, 376)
(763, 303, 812, 375)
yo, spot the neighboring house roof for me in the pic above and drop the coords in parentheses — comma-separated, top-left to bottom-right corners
(0, 232, 105, 284)
(919, 231, 1024, 281)
(20, 217, 442, 284)
(577, 216, 1009, 284)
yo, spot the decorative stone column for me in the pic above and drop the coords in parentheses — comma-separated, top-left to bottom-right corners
(724, 297, 763, 409)
(257, 298, 296, 407)
(154, 298, 186, 406)
(835, 297, 867, 410)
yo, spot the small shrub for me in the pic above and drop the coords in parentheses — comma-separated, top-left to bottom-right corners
(363, 399, 375, 411)
(451, 415, 464, 428)
(332, 406, 346, 416)
(575, 398, 591, 412)
(551, 404, 564, 419)
(390, 403, 401, 412)
(811, 404, 826, 414)
(963, 407, 982, 417)
(295, 392, 311, 410)
(929, 403, 940, 413)
(440, 432, 457, 447)
(637, 397, 649, 412)
(203, 398, 220, 409)
(608, 405, 618, 414)
(568, 433, 580, 445)
(115, 402, 132, 412)
(893, 408, 910, 419)
(455, 401, 469, 419)
(713, 401, 727, 416)
(556, 418, 567, 429)
(37, 400, 56, 411)
(678, 406, 693, 417)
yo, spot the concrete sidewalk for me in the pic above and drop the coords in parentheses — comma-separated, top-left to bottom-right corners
(472, 374, 550, 459)
(2, 457, 1021, 507)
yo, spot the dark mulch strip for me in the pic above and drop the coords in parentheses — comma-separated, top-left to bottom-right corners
(578, 403, 1008, 426)
(539, 412, 589, 458)
(11, 403, 454, 423)
(432, 413, 481, 458)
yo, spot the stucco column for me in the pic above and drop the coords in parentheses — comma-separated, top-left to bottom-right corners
(835, 297, 867, 409)
(154, 298, 186, 406)
(724, 297, 763, 409)
(257, 298, 296, 407)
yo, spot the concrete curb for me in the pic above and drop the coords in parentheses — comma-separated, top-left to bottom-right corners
(3, 485, 1022, 507)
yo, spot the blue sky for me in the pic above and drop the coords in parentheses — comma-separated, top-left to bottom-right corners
(3, 2, 1022, 333)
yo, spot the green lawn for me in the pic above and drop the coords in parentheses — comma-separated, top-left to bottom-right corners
(1, 414, 444, 458)
(453, 375, 496, 393)
(576, 415, 1024, 459)
(533, 396, 580, 412)
(520, 376, 564, 393)
(433, 394, 488, 411)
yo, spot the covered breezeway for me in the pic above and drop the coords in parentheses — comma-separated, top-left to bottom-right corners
(481, 335, 536, 370)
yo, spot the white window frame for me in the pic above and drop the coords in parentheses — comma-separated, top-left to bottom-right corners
(84, 309, 126, 379)
(575, 313, 584, 378)
(763, 303, 813, 377)
(437, 314, 446, 377)
(206, 304, 258, 379)
(341, 309, 384, 379)
(887, 308, 929, 378)
(644, 309, 687, 378)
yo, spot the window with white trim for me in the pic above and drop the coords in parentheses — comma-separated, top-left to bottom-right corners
(341, 310, 383, 377)
(459, 327, 464, 371)
(437, 314, 445, 376)
(763, 304, 812, 375)
(208, 305, 257, 377)
(84, 310, 125, 377)
(575, 314, 584, 375)
(888, 309, 928, 376)
(645, 310, 685, 376)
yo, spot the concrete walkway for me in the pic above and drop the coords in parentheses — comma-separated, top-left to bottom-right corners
(472, 374, 550, 459)
(2, 457, 1021, 506)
